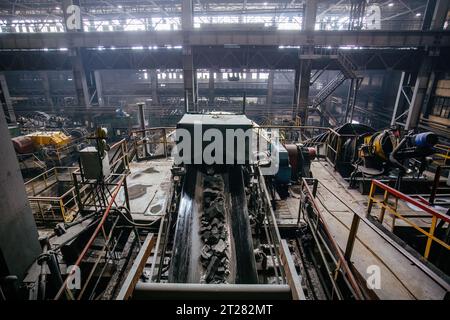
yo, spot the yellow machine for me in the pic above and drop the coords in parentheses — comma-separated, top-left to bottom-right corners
(26, 131, 71, 147)
(359, 129, 398, 162)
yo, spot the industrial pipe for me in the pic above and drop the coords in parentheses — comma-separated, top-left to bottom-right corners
(133, 283, 292, 300)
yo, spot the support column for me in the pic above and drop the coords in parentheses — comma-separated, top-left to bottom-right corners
(182, 0, 196, 113)
(40, 71, 54, 113)
(348, 79, 359, 123)
(405, 57, 433, 130)
(296, 0, 317, 124)
(292, 67, 300, 118)
(0, 73, 15, 123)
(70, 48, 90, 109)
(423, 0, 449, 30)
(94, 70, 104, 107)
(208, 69, 215, 107)
(344, 78, 355, 124)
(0, 107, 41, 283)
(150, 69, 159, 106)
(391, 71, 406, 126)
(296, 60, 313, 124)
(267, 70, 274, 110)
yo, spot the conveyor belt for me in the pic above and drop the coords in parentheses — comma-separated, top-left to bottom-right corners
(168, 166, 258, 284)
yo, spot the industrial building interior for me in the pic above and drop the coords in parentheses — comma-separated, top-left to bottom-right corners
(1, 0, 450, 302)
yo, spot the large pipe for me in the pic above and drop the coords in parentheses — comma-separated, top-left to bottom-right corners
(133, 283, 291, 300)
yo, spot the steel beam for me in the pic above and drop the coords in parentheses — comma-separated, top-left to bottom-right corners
(39, 71, 54, 112)
(405, 57, 433, 130)
(266, 70, 274, 110)
(391, 71, 406, 126)
(296, 0, 317, 124)
(292, 67, 300, 118)
(182, 0, 196, 112)
(423, 0, 450, 30)
(70, 48, 90, 108)
(1, 30, 449, 49)
(94, 70, 104, 107)
(150, 69, 159, 105)
(0, 73, 15, 123)
(296, 59, 312, 124)
(208, 69, 215, 106)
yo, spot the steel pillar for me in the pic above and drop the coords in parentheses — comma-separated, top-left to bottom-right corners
(391, 71, 406, 126)
(182, 0, 196, 113)
(150, 69, 159, 106)
(70, 48, 90, 109)
(296, 59, 312, 124)
(292, 67, 300, 118)
(267, 70, 274, 110)
(40, 71, 54, 113)
(296, 0, 317, 125)
(348, 79, 359, 123)
(344, 78, 355, 124)
(423, 0, 449, 30)
(405, 57, 433, 130)
(94, 70, 104, 107)
(208, 69, 215, 107)
(0, 73, 15, 123)
(0, 107, 41, 283)
(303, 0, 318, 31)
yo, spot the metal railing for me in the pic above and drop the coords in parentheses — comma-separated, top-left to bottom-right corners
(298, 178, 365, 300)
(54, 173, 130, 300)
(433, 144, 450, 166)
(367, 179, 450, 260)
(130, 127, 176, 161)
(25, 167, 82, 224)
(324, 128, 359, 169)
(109, 138, 130, 173)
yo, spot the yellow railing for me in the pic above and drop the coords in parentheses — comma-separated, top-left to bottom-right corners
(433, 144, 450, 166)
(367, 179, 450, 260)
(25, 167, 82, 224)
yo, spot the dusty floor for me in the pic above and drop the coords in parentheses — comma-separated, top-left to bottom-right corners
(118, 159, 173, 221)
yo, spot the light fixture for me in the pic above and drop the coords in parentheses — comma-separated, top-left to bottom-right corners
(55, 6, 60, 10)
(118, 5, 123, 9)
(388, 3, 394, 7)
(416, 13, 421, 17)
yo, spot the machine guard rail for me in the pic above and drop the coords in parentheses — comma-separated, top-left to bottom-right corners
(367, 179, 450, 260)
(130, 127, 176, 161)
(54, 173, 129, 300)
(25, 167, 82, 223)
(299, 178, 365, 300)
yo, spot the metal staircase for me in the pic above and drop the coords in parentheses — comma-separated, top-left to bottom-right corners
(311, 51, 359, 125)
(312, 73, 347, 109)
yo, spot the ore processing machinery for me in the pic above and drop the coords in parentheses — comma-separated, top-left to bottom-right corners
(303, 123, 439, 193)
(120, 113, 367, 300)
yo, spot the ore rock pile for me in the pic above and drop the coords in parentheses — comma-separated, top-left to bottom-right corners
(199, 174, 230, 284)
